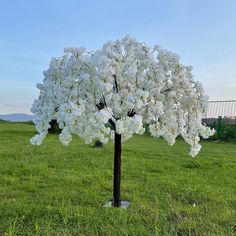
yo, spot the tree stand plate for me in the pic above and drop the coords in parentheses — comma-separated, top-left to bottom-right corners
(103, 200, 131, 209)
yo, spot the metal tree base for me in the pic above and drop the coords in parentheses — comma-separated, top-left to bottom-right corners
(103, 200, 131, 209)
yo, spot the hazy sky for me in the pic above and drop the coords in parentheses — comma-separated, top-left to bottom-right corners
(0, 0, 236, 114)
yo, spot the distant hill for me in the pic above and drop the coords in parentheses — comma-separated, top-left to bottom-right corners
(0, 113, 34, 122)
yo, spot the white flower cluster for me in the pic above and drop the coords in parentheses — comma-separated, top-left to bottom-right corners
(116, 115, 145, 141)
(30, 35, 214, 156)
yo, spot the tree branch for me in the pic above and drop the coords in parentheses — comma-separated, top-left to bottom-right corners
(127, 109, 136, 117)
(160, 88, 172, 94)
(113, 74, 119, 93)
(109, 119, 116, 129)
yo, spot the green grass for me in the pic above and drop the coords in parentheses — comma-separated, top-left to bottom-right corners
(0, 121, 235, 236)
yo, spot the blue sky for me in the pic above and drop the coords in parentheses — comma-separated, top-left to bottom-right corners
(0, 0, 236, 114)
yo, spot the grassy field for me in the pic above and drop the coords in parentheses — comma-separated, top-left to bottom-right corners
(0, 122, 235, 236)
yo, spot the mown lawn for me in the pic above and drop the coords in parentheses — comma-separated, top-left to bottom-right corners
(0, 121, 235, 235)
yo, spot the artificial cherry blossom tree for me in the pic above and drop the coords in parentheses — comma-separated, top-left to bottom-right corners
(31, 35, 214, 207)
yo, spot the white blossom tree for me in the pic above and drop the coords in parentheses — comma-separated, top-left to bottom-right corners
(30, 35, 214, 207)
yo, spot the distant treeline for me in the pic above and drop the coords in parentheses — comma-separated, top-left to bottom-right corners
(0, 119, 33, 125)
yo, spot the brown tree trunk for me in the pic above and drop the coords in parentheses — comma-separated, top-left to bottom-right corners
(113, 132, 121, 207)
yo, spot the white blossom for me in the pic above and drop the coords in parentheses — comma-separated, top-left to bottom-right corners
(30, 35, 214, 157)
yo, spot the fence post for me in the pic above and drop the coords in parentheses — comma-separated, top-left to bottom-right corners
(217, 116, 222, 139)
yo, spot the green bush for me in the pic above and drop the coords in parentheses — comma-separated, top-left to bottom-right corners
(48, 119, 61, 134)
(207, 122, 236, 141)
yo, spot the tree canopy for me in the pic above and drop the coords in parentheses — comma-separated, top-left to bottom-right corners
(31, 35, 214, 156)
